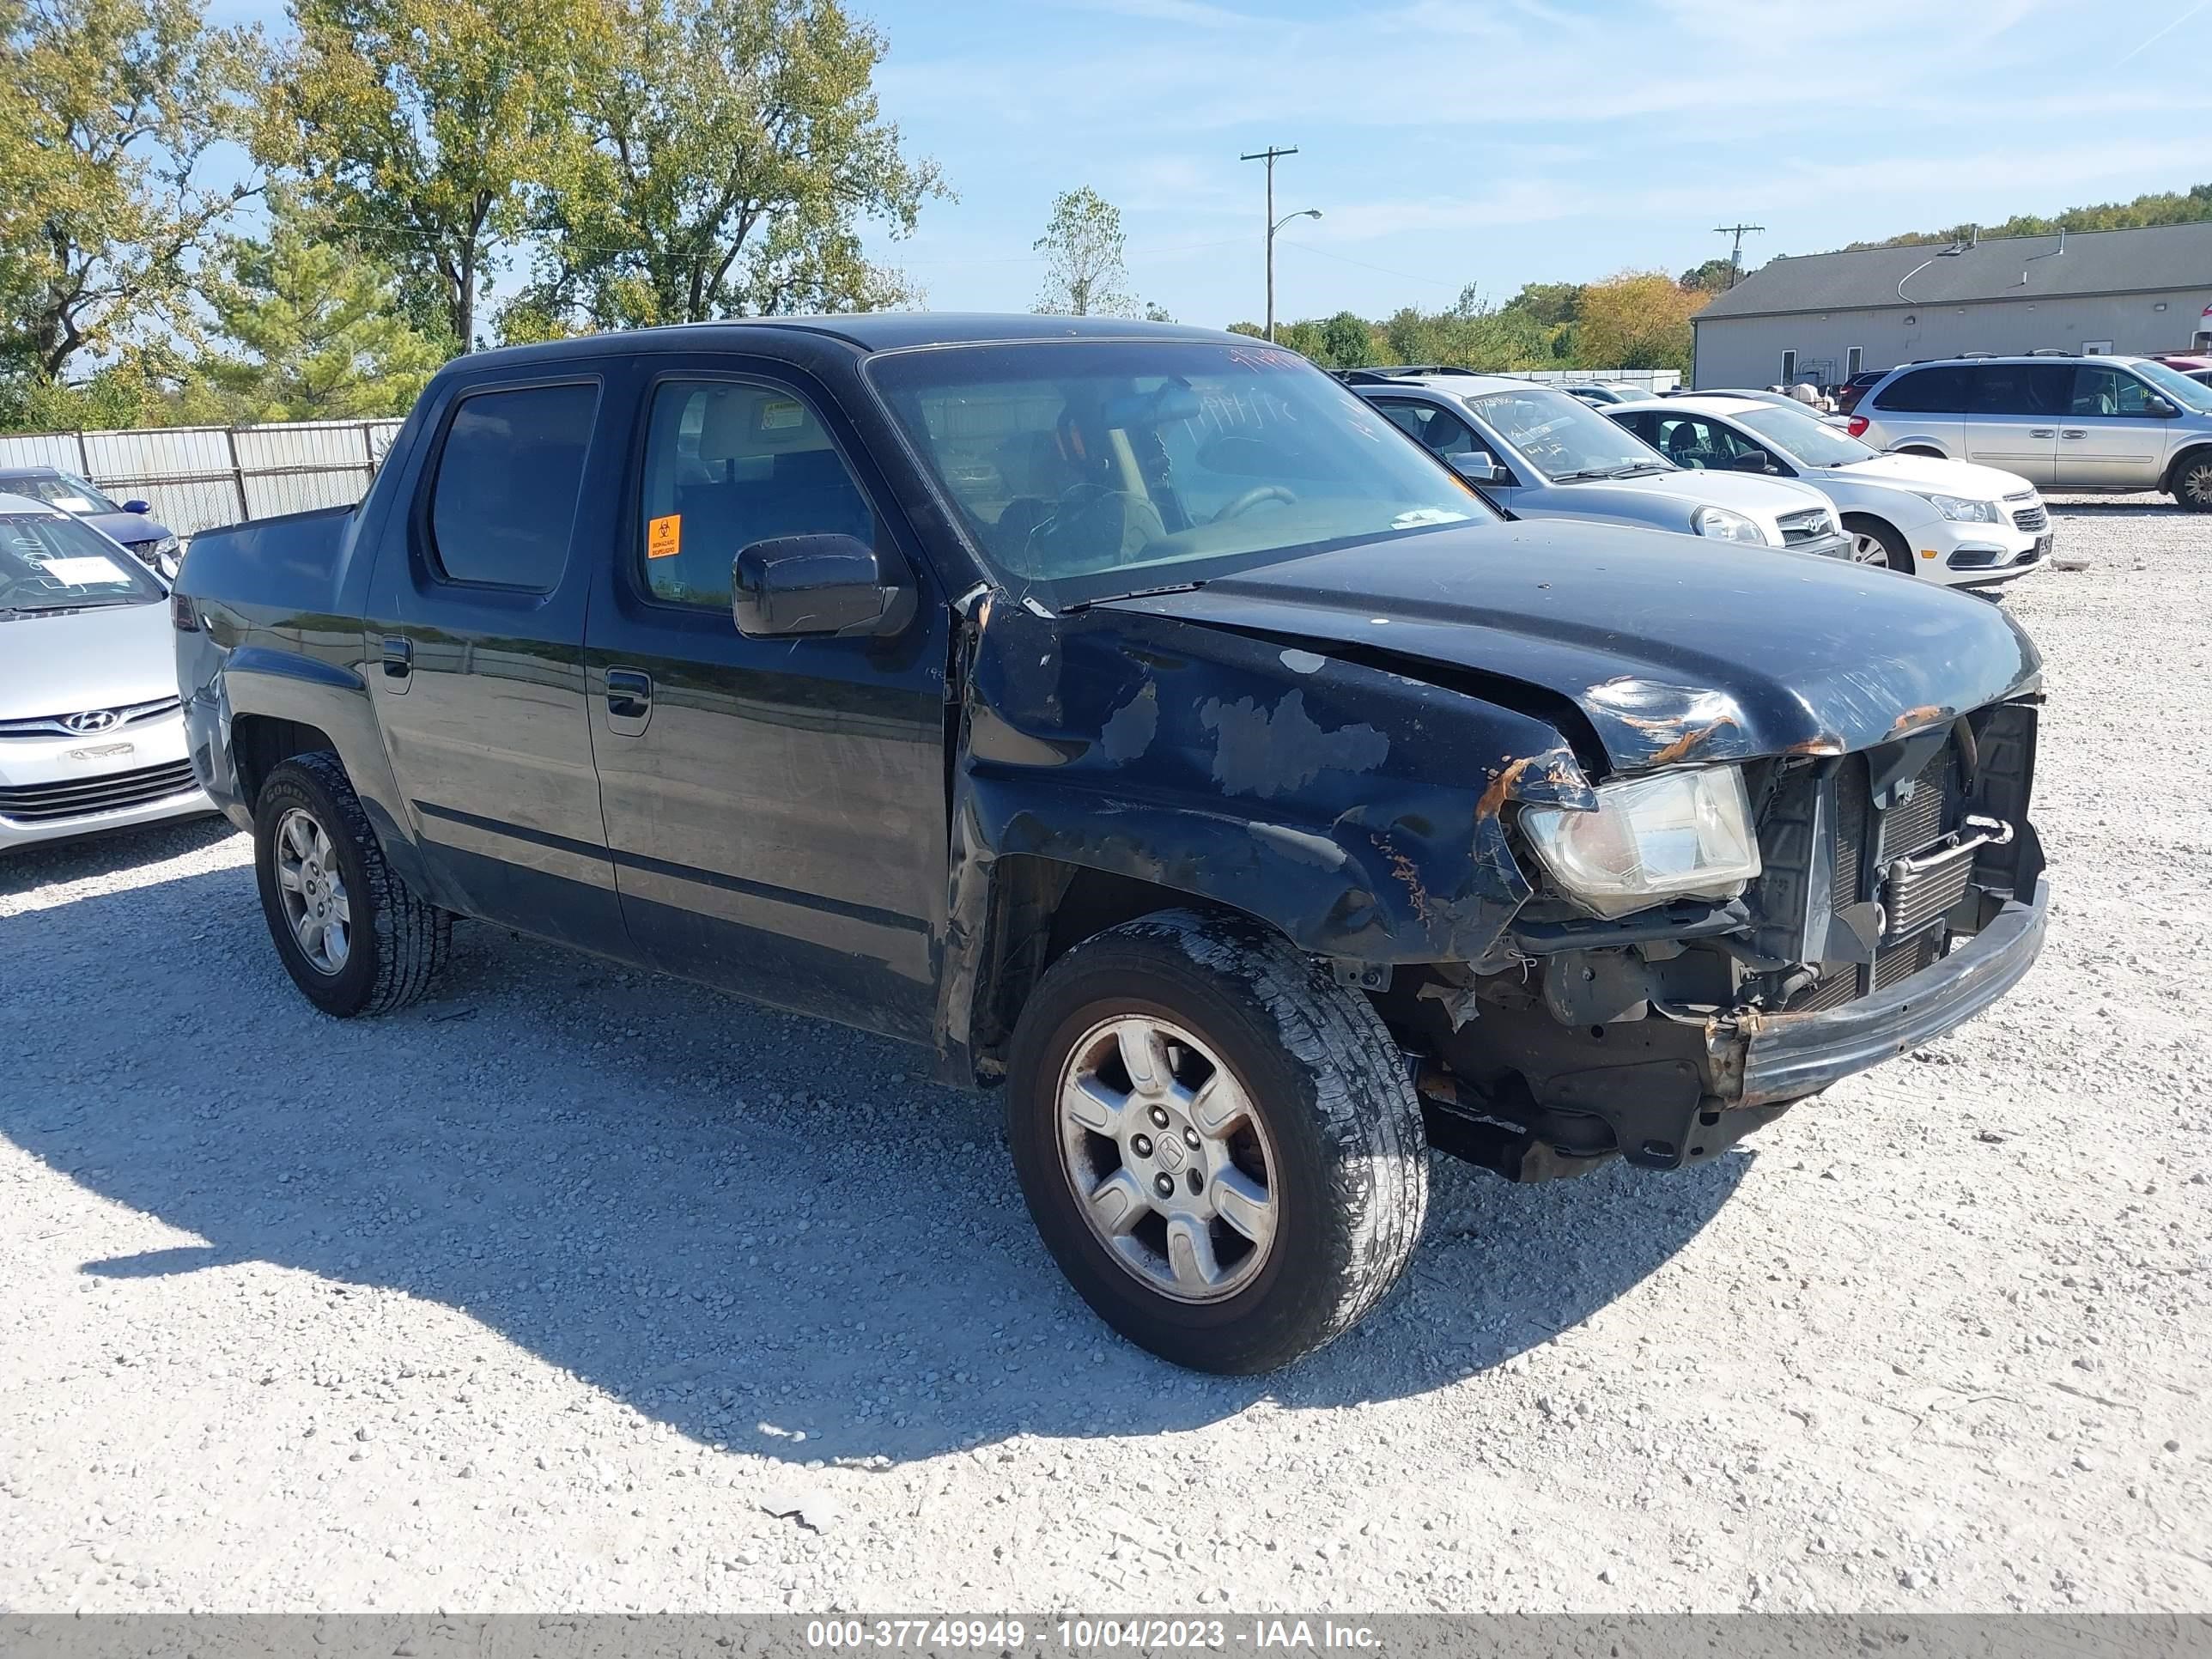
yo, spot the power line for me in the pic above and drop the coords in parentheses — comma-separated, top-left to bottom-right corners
(1273, 239, 1457, 290)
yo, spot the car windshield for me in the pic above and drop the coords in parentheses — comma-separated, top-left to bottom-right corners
(2131, 359, 2212, 414)
(10, 471, 124, 514)
(0, 512, 165, 614)
(1464, 387, 1670, 482)
(1734, 404, 1880, 466)
(865, 339, 1491, 605)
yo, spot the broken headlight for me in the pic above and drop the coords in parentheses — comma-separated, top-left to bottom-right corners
(1520, 767, 1763, 920)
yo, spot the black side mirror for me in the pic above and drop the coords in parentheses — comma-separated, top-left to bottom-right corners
(732, 533, 911, 638)
(1449, 452, 1508, 486)
(121, 499, 152, 515)
(2144, 396, 2179, 418)
(1727, 451, 1776, 474)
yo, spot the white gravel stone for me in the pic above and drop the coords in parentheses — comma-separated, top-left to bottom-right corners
(0, 497, 2207, 1613)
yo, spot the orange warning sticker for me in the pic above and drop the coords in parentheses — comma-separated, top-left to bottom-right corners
(647, 514, 681, 560)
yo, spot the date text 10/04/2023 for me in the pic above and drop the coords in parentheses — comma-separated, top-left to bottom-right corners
(804, 1620, 1382, 1651)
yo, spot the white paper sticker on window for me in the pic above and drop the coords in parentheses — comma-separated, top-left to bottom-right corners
(758, 398, 806, 431)
(39, 556, 129, 585)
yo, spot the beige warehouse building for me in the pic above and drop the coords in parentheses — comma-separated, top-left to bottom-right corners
(1691, 221, 2212, 390)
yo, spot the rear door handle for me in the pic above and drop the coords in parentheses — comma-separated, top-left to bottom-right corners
(2027, 428, 2055, 439)
(380, 636, 412, 692)
(605, 667, 653, 733)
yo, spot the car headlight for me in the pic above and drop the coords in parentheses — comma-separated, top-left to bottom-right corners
(155, 533, 179, 554)
(1520, 767, 1763, 920)
(1692, 506, 1771, 544)
(1919, 492, 2001, 524)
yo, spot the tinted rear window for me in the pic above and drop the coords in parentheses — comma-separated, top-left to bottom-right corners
(1968, 363, 2071, 416)
(1874, 366, 1968, 414)
(428, 383, 599, 590)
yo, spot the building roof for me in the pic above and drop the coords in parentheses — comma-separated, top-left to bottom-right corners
(1695, 221, 2212, 323)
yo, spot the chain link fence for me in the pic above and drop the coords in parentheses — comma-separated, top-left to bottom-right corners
(0, 418, 407, 537)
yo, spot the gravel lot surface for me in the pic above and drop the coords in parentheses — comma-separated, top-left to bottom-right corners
(2, 498, 2207, 1616)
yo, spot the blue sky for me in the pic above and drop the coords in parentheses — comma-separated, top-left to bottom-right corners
(215, 0, 2212, 327)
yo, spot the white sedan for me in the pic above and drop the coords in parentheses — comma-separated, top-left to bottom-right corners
(0, 493, 213, 854)
(1607, 395, 2051, 590)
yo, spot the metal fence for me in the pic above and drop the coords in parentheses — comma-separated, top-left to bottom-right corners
(0, 418, 406, 537)
(1513, 368, 1682, 393)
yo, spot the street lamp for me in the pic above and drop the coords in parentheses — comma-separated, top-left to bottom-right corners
(1265, 209, 1322, 342)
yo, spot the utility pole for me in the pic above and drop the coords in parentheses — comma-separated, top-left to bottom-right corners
(1241, 144, 1298, 340)
(1712, 222, 1765, 289)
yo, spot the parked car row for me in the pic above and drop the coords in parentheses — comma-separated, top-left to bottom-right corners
(150, 316, 2051, 1376)
(1341, 367, 2045, 591)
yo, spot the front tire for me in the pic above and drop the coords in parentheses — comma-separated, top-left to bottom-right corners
(1006, 910, 1427, 1374)
(2172, 451, 2212, 512)
(253, 752, 451, 1018)
(1844, 514, 1914, 574)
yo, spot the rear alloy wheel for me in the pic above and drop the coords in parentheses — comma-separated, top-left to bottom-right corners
(2173, 454, 2212, 512)
(253, 752, 451, 1018)
(1006, 910, 1427, 1374)
(1844, 515, 1914, 574)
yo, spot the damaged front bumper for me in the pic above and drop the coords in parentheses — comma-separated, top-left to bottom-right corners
(1718, 875, 2049, 1108)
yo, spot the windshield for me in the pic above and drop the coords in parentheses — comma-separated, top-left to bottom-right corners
(1464, 387, 1670, 482)
(2132, 359, 2212, 414)
(0, 512, 166, 614)
(865, 340, 1491, 605)
(1735, 404, 1879, 466)
(10, 471, 124, 514)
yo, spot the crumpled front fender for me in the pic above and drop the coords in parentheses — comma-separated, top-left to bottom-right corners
(950, 595, 1594, 973)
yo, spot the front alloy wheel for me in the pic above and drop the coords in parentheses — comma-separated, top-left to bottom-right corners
(1006, 911, 1427, 1374)
(1058, 1015, 1279, 1303)
(1850, 530, 1890, 567)
(2177, 457, 2212, 512)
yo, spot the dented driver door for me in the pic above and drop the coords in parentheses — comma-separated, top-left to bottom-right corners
(582, 365, 951, 1042)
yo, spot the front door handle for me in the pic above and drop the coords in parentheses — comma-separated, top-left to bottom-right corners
(2060, 428, 2088, 440)
(380, 636, 412, 692)
(605, 667, 653, 734)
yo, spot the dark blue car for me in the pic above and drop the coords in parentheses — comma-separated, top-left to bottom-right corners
(0, 465, 181, 575)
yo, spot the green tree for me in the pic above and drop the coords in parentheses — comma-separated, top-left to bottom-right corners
(276, 0, 587, 348)
(1838, 182, 2210, 251)
(1677, 257, 1737, 294)
(1318, 309, 1374, 369)
(1033, 185, 1133, 317)
(194, 201, 447, 422)
(1501, 281, 1582, 329)
(515, 0, 939, 332)
(0, 0, 266, 382)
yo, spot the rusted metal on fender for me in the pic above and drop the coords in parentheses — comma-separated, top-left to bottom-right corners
(935, 592, 1596, 1062)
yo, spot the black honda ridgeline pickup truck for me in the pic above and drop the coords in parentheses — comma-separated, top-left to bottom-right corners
(175, 316, 2049, 1373)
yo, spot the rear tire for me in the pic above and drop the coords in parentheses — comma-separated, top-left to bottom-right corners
(253, 752, 451, 1018)
(2171, 451, 2212, 512)
(1844, 514, 1914, 574)
(1006, 910, 1427, 1374)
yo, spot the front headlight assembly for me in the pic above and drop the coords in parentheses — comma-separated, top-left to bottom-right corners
(1692, 505, 1772, 544)
(1520, 767, 1763, 919)
(1920, 492, 2001, 524)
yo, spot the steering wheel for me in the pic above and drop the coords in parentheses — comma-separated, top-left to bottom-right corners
(1214, 484, 1297, 522)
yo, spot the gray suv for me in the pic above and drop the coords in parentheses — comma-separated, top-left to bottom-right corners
(1851, 355, 2212, 508)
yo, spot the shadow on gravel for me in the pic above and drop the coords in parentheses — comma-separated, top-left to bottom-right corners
(4, 860, 1746, 1470)
(0, 813, 236, 898)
